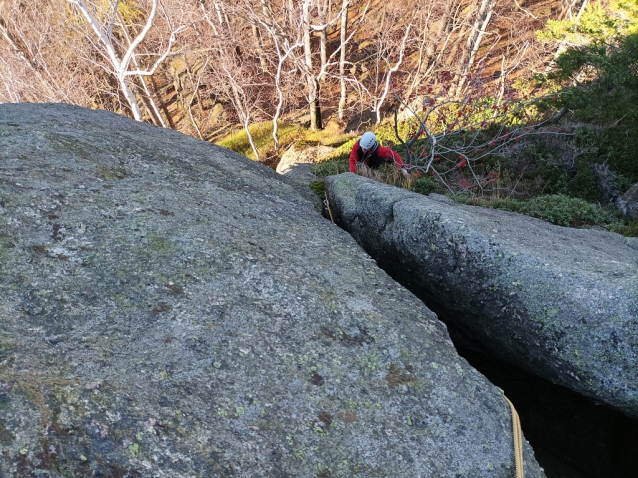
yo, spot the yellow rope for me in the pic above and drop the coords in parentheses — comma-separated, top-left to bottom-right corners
(324, 192, 335, 223)
(322, 189, 523, 476)
(503, 393, 524, 478)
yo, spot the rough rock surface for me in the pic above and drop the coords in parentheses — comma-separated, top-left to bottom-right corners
(276, 144, 335, 175)
(276, 144, 335, 213)
(0, 104, 544, 477)
(616, 182, 638, 219)
(326, 173, 638, 419)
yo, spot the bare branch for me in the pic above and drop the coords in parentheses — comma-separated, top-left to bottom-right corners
(122, 26, 185, 77)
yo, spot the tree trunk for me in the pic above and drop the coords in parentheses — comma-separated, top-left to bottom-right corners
(303, 0, 322, 130)
(118, 75, 144, 121)
(149, 75, 176, 128)
(318, 0, 328, 81)
(252, 24, 268, 72)
(117, 12, 167, 127)
(66, 0, 159, 121)
(453, 0, 497, 97)
(310, 78, 323, 129)
(338, 0, 349, 119)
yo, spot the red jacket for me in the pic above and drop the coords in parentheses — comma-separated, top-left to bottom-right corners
(349, 140, 406, 173)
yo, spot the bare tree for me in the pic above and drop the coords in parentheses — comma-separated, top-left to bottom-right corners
(391, 80, 569, 196)
(66, 0, 185, 122)
(247, 1, 304, 149)
(404, 0, 464, 100)
(337, 0, 349, 119)
(302, 0, 322, 130)
(0, 0, 563, 149)
(0, 0, 84, 104)
(301, 0, 357, 130)
(317, 0, 329, 80)
(375, 16, 413, 124)
(202, 1, 263, 158)
(452, 0, 498, 98)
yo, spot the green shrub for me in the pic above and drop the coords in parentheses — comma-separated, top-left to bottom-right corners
(312, 158, 349, 176)
(309, 180, 326, 197)
(610, 220, 638, 237)
(455, 194, 618, 228)
(513, 194, 615, 227)
(412, 177, 438, 195)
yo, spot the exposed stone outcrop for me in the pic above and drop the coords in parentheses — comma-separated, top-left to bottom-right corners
(0, 105, 544, 477)
(276, 143, 335, 175)
(593, 164, 638, 219)
(326, 173, 638, 419)
(616, 182, 638, 219)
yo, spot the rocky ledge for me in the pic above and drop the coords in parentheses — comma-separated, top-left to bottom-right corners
(326, 173, 638, 420)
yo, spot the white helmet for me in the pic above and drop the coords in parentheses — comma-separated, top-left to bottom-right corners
(360, 132, 377, 150)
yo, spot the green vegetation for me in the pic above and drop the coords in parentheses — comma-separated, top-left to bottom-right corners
(216, 120, 355, 165)
(536, 0, 638, 190)
(217, 122, 305, 162)
(456, 194, 617, 228)
(213, 2, 638, 237)
(307, 1, 638, 237)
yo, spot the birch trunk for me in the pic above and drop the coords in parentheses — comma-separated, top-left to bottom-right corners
(453, 0, 497, 98)
(252, 24, 268, 72)
(303, 0, 322, 130)
(66, 0, 158, 121)
(337, 0, 348, 119)
(318, 0, 328, 81)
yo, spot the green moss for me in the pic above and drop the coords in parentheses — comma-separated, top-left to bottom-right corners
(217, 121, 305, 160)
(0, 418, 13, 445)
(96, 164, 128, 180)
(146, 233, 175, 255)
(309, 180, 326, 198)
(127, 442, 140, 457)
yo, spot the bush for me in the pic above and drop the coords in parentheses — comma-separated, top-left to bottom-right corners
(455, 193, 618, 228)
(312, 158, 349, 177)
(610, 220, 638, 237)
(412, 176, 438, 195)
(536, 2, 638, 193)
(513, 194, 615, 227)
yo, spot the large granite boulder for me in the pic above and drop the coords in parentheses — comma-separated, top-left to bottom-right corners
(0, 105, 544, 476)
(326, 173, 638, 419)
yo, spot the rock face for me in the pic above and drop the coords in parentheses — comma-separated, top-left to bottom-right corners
(0, 105, 544, 476)
(276, 144, 333, 213)
(276, 143, 335, 175)
(616, 182, 638, 219)
(326, 173, 638, 420)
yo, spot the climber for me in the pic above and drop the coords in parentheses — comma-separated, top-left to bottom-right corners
(349, 131, 410, 179)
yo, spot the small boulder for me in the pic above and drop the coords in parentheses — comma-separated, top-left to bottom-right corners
(616, 182, 638, 219)
(276, 143, 334, 176)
